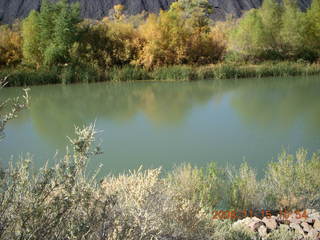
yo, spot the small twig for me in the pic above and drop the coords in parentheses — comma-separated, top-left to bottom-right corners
(0, 76, 30, 134)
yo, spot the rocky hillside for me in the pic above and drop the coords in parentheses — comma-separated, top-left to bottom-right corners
(0, 0, 312, 24)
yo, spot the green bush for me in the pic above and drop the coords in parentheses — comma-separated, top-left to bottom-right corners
(228, 162, 262, 209)
(166, 148, 320, 212)
(264, 149, 320, 209)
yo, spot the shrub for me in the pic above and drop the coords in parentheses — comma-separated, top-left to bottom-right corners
(0, 122, 218, 239)
(264, 149, 320, 210)
(228, 162, 262, 209)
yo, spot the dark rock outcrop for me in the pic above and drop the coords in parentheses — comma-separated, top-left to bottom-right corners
(0, 0, 312, 24)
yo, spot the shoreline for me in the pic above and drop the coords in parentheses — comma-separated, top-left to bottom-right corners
(1, 61, 320, 87)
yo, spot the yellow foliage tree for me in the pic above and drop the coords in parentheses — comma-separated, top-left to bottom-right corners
(104, 18, 143, 66)
(138, 0, 225, 69)
(0, 23, 23, 67)
(138, 10, 190, 68)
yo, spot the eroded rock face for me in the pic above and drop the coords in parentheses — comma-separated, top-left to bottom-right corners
(0, 0, 312, 24)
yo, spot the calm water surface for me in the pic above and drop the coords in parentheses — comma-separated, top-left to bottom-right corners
(1, 76, 320, 176)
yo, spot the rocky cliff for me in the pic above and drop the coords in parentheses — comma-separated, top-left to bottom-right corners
(0, 0, 312, 24)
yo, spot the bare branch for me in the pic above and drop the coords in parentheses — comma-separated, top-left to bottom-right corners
(0, 76, 30, 135)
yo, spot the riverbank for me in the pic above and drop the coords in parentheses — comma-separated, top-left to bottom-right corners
(1, 61, 320, 87)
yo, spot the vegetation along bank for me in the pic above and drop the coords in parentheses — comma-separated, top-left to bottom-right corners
(0, 0, 320, 86)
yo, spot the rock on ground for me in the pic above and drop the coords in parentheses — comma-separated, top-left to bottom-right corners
(232, 209, 320, 240)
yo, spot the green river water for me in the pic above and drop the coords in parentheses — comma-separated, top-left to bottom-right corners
(1, 76, 320, 176)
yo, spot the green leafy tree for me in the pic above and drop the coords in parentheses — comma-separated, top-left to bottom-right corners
(22, 11, 42, 67)
(44, 0, 80, 65)
(229, 9, 267, 60)
(22, 0, 80, 67)
(170, 0, 213, 32)
(305, 0, 320, 56)
(259, 0, 283, 50)
(280, 0, 307, 57)
(38, 0, 56, 54)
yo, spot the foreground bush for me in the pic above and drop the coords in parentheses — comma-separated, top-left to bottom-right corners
(0, 124, 218, 239)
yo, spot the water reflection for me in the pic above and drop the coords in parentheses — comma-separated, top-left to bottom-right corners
(27, 81, 233, 146)
(231, 77, 320, 134)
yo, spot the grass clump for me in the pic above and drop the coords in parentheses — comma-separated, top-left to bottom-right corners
(107, 65, 151, 81)
(208, 62, 320, 80)
(152, 65, 197, 81)
(60, 64, 101, 84)
(0, 68, 60, 86)
(0, 63, 102, 86)
(265, 225, 301, 240)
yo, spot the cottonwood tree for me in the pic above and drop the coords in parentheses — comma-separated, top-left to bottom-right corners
(280, 0, 306, 57)
(22, 0, 80, 67)
(305, 0, 320, 56)
(138, 0, 224, 68)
